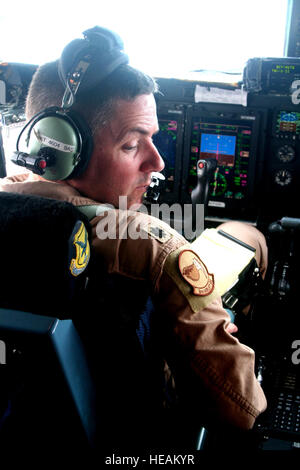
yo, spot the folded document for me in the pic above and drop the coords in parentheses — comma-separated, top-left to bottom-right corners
(191, 228, 256, 296)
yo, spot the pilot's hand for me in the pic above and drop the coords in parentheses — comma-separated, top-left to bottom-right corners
(226, 322, 238, 334)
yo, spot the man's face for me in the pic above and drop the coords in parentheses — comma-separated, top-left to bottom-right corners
(69, 94, 164, 208)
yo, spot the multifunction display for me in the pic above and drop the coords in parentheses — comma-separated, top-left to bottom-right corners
(275, 111, 300, 137)
(184, 107, 259, 215)
(152, 118, 177, 194)
(188, 119, 252, 205)
(152, 104, 184, 203)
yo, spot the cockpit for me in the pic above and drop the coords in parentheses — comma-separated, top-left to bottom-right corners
(0, 0, 300, 458)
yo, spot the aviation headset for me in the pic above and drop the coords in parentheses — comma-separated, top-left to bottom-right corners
(12, 26, 129, 181)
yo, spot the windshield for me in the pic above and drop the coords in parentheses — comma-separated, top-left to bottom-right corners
(0, 0, 288, 79)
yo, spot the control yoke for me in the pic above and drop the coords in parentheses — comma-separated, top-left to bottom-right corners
(268, 217, 300, 300)
(191, 159, 217, 209)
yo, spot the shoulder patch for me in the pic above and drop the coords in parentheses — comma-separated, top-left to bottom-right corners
(69, 220, 90, 277)
(164, 245, 219, 312)
(179, 249, 214, 296)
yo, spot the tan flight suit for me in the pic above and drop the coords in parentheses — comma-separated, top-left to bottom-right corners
(0, 173, 267, 430)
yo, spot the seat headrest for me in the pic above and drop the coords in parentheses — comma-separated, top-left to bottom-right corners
(0, 192, 91, 318)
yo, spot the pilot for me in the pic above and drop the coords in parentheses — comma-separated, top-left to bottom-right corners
(0, 27, 267, 446)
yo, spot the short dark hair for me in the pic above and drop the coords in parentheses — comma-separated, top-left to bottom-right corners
(25, 60, 158, 136)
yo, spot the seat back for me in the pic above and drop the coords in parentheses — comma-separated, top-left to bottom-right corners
(0, 192, 96, 451)
(0, 192, 90, 316)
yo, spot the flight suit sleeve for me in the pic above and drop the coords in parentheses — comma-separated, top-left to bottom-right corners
(154, 267, 267, 430)
(90, 209, 267, 430)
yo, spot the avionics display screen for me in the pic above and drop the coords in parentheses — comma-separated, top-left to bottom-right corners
(200, 133, 236, 166)
(152, 118, 177, 194)
(187, 115, 256, 210)
(275, 111, 300, 135)
(152, 104, 184, 203)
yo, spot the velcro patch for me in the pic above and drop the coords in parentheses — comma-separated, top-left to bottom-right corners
(179, 249, 214, 296)
(164, 245, 219, 313)
(69, 220, 90, 277)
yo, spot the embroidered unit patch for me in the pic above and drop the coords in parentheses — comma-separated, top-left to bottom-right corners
(178, 249, 214, 296)
(69, 221, 90, 277)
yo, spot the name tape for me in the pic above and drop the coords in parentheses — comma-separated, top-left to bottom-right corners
(36, 131, 76, 153)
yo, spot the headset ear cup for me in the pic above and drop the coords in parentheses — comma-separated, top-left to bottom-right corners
(26, 109, 93, 181)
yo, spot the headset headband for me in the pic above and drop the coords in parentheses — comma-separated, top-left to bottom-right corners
(58, 26, 129, 108)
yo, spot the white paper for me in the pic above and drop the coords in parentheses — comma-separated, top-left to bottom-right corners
(195, 84, 248, 106)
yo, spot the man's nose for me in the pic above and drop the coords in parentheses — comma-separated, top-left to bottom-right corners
(140, 142, 165, 173)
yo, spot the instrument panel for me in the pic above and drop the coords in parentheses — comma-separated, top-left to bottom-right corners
(261, 106, 300, 218)
(1, 65, 300, 224)
(153, 82, 300, 223)
(154, 99, 266, 221)
(182, 104, 262, 220)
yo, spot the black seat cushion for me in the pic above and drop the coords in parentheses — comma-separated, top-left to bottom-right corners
(0, 191, 91, 317)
